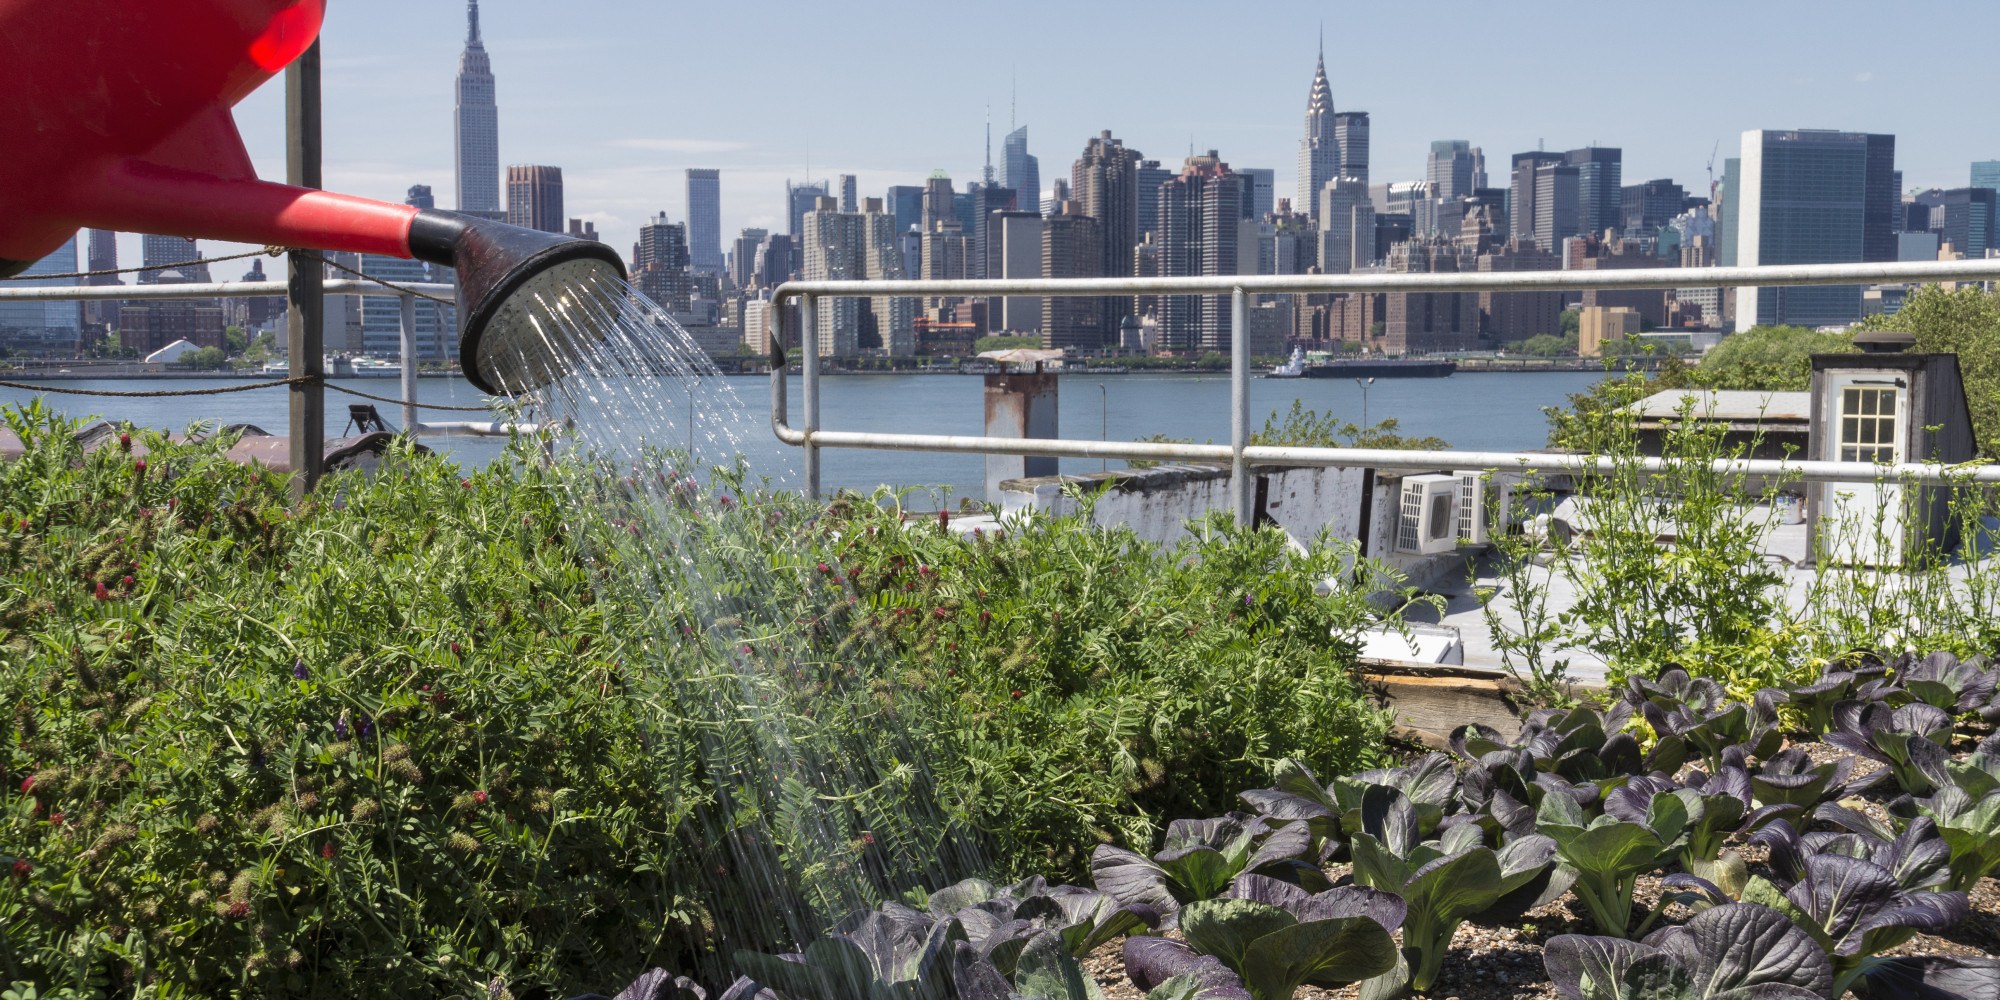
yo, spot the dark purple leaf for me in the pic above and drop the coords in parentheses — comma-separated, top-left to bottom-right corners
(1861, 957, 2000, 1000)
(1124, 936, 1211, 991)
(1543, 934, 1656, 1000)
(1650, 902, 1833, 997)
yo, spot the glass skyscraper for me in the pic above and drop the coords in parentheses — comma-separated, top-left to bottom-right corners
(1735, 129, 1889, 331)
(685, 169, 723, 274)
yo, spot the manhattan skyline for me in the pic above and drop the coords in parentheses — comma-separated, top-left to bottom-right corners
(143, 0, 2000, 266)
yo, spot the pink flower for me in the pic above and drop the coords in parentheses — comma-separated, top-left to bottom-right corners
(133, 459, 146, 474)
(120, 575, 134, 588)
(118, 432, 131, 452)
(472, 790, 488, 806)
(18, 776, 33, 795)
(933, 607, 950, 619)
(937, 510, 949, 530)
(450, 642, 463, 658)
(460, 478, 473, 489)
(9, 859, 28, 879)
(93, 581, 110, 601)
(1010, 689, 1024, 700)
(321, 842, 335, 859)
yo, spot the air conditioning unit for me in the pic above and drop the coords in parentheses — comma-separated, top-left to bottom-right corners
(1396, 474, 1459, 555)
(1455, 470, 1524, 545)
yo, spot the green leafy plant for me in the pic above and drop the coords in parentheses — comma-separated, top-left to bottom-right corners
(1543, 902, 1833, 1000)
(1345, 789, 1565, 996)
(1090, 815, 1325, 927)
(1121, 884, 1403, 1000)
(1535, 783, 1690, 937)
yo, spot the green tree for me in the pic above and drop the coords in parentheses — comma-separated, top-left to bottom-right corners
(224, 325, 248, 354)
(1858, 285, 2000, 456)
(1559, 308, 1582, 337)
(973, 334, 1041, 353)
(1508, 333, 1577, 357)
(176, 346, 230, 370)
(1252, 400, 1450, 450)
(1691, 324, 1855, 391)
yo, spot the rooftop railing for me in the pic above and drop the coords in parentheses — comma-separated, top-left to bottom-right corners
(766, 258, 2000, 522)
(10, 258, 2000, 520)
(0, 278, 456, 432)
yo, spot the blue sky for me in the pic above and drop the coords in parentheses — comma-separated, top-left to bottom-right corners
(144, 0, 2000, 265)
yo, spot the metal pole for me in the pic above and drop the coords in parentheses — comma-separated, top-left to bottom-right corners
(1098, 382, 1107, 473)
(800, 294, 820, 499)
(285, 40, 324, 495)
(1230, 287, 1250, 526)
(398, 293, 417, 433)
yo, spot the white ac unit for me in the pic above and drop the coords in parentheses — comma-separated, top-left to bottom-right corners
(1396, 474, 1460, 555)
(1454, 470, 1524, 545)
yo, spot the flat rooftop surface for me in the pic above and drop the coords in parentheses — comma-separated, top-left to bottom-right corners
(1412, 506, 2000, 686)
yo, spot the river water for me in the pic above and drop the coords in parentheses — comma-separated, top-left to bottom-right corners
(0, 370, 1609, 499)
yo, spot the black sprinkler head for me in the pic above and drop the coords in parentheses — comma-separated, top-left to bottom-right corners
(409, 210, 628, 395)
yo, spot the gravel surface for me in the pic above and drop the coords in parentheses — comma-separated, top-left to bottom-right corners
(1075, 735, 1998, 1000)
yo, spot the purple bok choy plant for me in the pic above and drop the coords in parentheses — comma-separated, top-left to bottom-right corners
(1602, 761, 1795, 897)
(923, 876, 1159, 973)
(1121, 878, 1404, 1000)
(1892, 651, 1997, 721)
(1091, 813, 1326, 929)
(728, 906, 1110, 1000)
(1917, 732, 2000, 892)
(1782, 652, 1897, 736)
(1748, 746, 1854, 812)
(1824, 700, 1956, 797)
(1236, 754, 1459, 860)
(1345, 786, 1569, 999)
(1543, 902, 1833, 1000)
(1667, 834, 1969, 998)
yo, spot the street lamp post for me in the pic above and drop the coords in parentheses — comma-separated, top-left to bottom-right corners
(1353, 377, 1376, 428)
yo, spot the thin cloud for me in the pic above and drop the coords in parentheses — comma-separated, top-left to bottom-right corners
(607, 138, 754, 155)
(1854, 71, 1874, 83)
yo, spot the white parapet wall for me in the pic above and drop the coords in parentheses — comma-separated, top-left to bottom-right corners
(995, 463, 1370, 548)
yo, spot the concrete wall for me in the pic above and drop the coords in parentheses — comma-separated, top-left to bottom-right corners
(997, 463, 1369, 548)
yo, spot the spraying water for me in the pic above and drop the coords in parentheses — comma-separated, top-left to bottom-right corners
(486, 273, 989, 977)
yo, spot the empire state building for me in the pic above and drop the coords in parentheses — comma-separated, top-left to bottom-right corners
(454, 0, 500, 216)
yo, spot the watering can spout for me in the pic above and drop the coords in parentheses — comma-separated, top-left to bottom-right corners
(408, 211, 627, 395)
(0, 0, 626, 395)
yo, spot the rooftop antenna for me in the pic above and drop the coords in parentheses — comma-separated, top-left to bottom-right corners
(983, 103, 994, 184)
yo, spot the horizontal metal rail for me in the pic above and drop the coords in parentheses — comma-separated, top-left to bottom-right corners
(769, 257, 2000, 301)
(0, 280, 456, 301)
(769, 381, 2000, 486)
(769, 261, 2000, 506)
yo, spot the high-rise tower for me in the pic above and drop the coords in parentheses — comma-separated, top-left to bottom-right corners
(1073, 131, 1143, 338)
(1296, 39, 1339, 224)
(686, 169, 723, 274)
(454, 0, 500, 216)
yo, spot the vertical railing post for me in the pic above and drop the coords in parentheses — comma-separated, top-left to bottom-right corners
(285, 40, 324, 495)
(800, 293, 820, 499)
(1230, 286, 1251, 527)
(398, 292, 418, 434)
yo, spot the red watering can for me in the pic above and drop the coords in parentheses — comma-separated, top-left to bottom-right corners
(0, 0, 624, 393)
